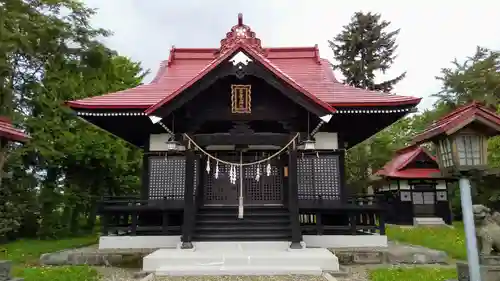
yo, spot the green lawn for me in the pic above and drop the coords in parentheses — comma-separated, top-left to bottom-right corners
(386, 222, 467, 260)
(0, 235, 98, 264)
(0, 235, 100, 281)
(12, 266, 99, 281)
(370, 267, 457, 281)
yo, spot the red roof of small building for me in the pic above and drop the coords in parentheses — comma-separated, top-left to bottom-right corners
(0, 117, 29, 143)
(413, 102, 500, 144)
(374, 145, 442, 179)
(66, 14, 421, 111)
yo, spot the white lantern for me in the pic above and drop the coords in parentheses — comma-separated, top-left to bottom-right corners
(303, 139, 316, 151)
(164, 140, 181, 151)
(435, 130, 488, 174)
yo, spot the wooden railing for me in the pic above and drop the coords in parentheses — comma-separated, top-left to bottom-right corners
(98, 194, 387, 237)
(97, 196, 183, 236)
(299, 194, 387, 235)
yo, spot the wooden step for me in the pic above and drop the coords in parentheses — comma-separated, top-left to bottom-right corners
(196, 224, 291, 232)
(193, 232, 291, 241)
(196, 218, 290, 225)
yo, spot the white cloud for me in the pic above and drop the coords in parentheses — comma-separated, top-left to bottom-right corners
(83, 0, 500, 111)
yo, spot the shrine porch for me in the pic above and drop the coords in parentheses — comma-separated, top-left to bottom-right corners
(97, 194, 387, 249)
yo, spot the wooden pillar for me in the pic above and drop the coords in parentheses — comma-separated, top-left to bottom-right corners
(379, 211, 386, 235)
(101, 211, 108, 236)
(195, 155, 204, 208)
(288, 138, 302, 249)
(181, 141, 196, 249)
(141, 141, 150, 200)
(338, 150, 347, 203)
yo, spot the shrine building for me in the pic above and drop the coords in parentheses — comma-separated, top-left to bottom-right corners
(372, 145, 453, 226)
(66, 14, 422, 275)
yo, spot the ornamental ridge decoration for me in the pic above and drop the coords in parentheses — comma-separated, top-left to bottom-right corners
(219, 13, 264, 55)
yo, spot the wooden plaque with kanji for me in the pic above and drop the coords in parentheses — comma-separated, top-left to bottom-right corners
(231, 84, 252, 114)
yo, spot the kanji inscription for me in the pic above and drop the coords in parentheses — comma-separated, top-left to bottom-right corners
(231, 84, 252, 114)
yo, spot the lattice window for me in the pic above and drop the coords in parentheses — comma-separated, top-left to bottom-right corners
(456, 135, 483, 166)
(412, 191, 435, 205)
(204, 155, 240, 204)
(297, 157, 315, 200)
(148, 156, 198, 200)
(438, 139, 453, 167)
(297, 154, 341, 200)
(244, 164, 282, 204)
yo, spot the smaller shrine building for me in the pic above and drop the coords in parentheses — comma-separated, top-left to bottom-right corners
(372, 145, 453, 225)
(0, 116, 29, 143)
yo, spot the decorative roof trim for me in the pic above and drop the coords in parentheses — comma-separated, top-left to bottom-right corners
(219, 13, 264, 55)
(76, 112, 146, 117)
(75, 107, 413, 117)
(334, 108, 412, 114)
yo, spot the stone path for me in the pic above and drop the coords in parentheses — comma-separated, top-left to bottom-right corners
(155, 276, 327, 281)
(96, 267, 136, 281)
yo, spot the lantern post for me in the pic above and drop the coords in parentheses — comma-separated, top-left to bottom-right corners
(412, 102, 500, 281)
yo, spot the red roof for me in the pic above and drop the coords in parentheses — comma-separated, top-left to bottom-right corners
(145, 43, 335, 115)
(0, 117, 29, 143)
(413, 102, 500, 144)
(66, 14, 421, 111)
(374, 145, 442, 179)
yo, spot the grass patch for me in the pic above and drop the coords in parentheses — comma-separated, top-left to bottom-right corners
(386, 222, 466, 260)
(0, 234, 98, 265)
(1, 235, 99, 281)
(13, 265, 99, 281)
(370, 267, 457, 281)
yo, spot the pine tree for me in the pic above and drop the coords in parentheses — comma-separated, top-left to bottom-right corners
(330, 12, 406, 194)
(329, 12, 406, 92)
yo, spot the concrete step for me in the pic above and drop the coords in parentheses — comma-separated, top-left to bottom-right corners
(413, 217, 446, 226)
(193, 241, 296, 251)
(155, 265, 323, 276)
(143, 242, 339, 275)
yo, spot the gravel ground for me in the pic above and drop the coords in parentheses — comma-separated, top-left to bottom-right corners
(95, 267, 328, 281)
(335, 266, 370, 281)
(94, 263, 458, 281)
(95, 266, 136, 281)
(155, 276, 326, 281)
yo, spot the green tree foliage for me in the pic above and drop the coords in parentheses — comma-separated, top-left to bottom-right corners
(0, 0, 147, 240)
(332, 12, 500, 212)
(329, 12, 406, 92)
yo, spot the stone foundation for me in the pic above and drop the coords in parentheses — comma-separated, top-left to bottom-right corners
(39, 247, 153, 266)
(330, 241, 448, 265)
(0, 261, 23, 281)
(457, 260, 500, 281)
(40, 241, 450, 267)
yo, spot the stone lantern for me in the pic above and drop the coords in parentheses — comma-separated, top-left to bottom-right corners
(412, 102, 500, 281)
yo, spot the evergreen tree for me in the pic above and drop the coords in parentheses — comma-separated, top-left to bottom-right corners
(329, 12, 406, 194)
(329, 12, 406, 92)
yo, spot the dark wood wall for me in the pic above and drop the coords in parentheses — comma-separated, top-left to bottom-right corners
(166, 75, 309, 135)
(376, 179, 452, 225)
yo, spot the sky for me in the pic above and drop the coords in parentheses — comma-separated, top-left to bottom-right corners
(82, 0, 500, 111)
